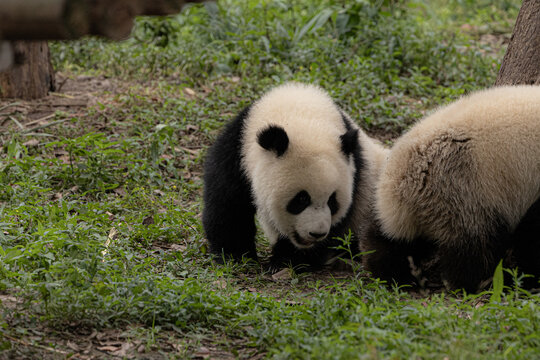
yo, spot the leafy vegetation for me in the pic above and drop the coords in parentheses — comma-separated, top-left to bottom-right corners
(1, 0, 538, 358)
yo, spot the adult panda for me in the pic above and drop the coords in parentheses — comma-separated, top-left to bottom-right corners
(360, 86, 540, 292)
(203, 83, 388, 271)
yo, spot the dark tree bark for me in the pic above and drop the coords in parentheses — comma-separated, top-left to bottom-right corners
(0, 41, 55, 99)
(495, 0, 540, 85)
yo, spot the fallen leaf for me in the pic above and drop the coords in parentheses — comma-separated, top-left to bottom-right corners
(212, 280, 227, 289)
(172, 343, 184, 352)
(183, 87, 196, 97)
(97, 345, 120, 352)
(153, 189, 166, 197)
(66, 341, 80, 352)
(114, 187, 127, 197)
(185, 124, 198, 133)
(111, 342, 134, 357)
(105, 211, 115, 221)
(170, 244, 187, 252)
(195, 346, 211, 357)
(272, 268, 292, 281)
(23, 139, 39, 147)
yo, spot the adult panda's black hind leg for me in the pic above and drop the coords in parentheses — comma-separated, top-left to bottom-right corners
(437, 222, 512, 293)
(511, 197, 540, 289)
(439, 199, 540, 292)
(202, 107, 258, 263)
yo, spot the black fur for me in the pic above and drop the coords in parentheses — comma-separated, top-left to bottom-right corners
(363, 201, 540, 292)
(340, 129, 359, 156)
(509, 197, 540, 289)
(203, 106, 364, 271)
(257, 125, 289, 157)
(202, 107, 258, 262)
(437, 219, 512, 292)
(268, 234, 352, 272)
(328, 192, 339, 215)
(287, 191, 311, 215)
(361, 217, 438, 287)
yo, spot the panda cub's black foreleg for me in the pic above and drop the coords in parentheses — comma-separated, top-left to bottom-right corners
(270, 231, 361, 273)
(202, 108, 258, 263)
(269, 236, 334, 273)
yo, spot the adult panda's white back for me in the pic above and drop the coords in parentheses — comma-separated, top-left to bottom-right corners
(377, 86, 540, 242)
(364, 85, 540, 292)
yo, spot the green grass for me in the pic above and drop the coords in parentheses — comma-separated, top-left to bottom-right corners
(1, 0, 539, 358)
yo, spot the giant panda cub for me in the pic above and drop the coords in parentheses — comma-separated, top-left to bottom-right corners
(203, 83, 388, 271)
(360, 86, 540, 292)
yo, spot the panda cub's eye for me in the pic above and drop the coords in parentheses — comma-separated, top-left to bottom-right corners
(328, 192, 339, 215)
(287, 190, 311, 215)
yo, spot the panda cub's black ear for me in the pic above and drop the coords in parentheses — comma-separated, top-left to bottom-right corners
(257, 125, 289, 157)
(340, 128, 359, 156)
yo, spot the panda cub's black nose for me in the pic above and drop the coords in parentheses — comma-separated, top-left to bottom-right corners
(309, 232, 327, 240)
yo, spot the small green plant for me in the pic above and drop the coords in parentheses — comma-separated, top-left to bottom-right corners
(490, 260, 504, 303)
(332, 230, 365, 275)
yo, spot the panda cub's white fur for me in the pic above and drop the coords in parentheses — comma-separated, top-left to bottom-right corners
(203, 82, 387, 271)
(241, 84, 355, 248)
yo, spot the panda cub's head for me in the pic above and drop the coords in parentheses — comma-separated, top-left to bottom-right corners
(241, 83, 358, 249)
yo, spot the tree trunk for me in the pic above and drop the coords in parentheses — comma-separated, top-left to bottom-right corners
(495, 0, 540, 85)
(0, 41, 55, 99)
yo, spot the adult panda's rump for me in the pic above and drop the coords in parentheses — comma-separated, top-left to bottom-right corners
(371, 86, 540, 291)
(376, 128, 495, 243)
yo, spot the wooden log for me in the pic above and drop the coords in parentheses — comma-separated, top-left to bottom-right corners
(0, 0, 89, 40)
(495, 0, 540, 85)
(0, 42, 14, 71)
(0, 0, 205, 41)
(0, 41, 55, 99)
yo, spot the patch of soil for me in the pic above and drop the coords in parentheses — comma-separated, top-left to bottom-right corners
(1, 314, 245, 360)
(0, 72, 122, 133)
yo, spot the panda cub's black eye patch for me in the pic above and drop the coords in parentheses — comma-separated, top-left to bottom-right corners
(328, 192, 339, 215)
(287, 190, 311, 215)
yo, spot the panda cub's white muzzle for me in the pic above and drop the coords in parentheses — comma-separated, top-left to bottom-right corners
(293, 207, 332, 248)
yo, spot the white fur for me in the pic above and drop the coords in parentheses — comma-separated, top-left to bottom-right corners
(376, 86, 540, 242)
(240, 83, 355, 248)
